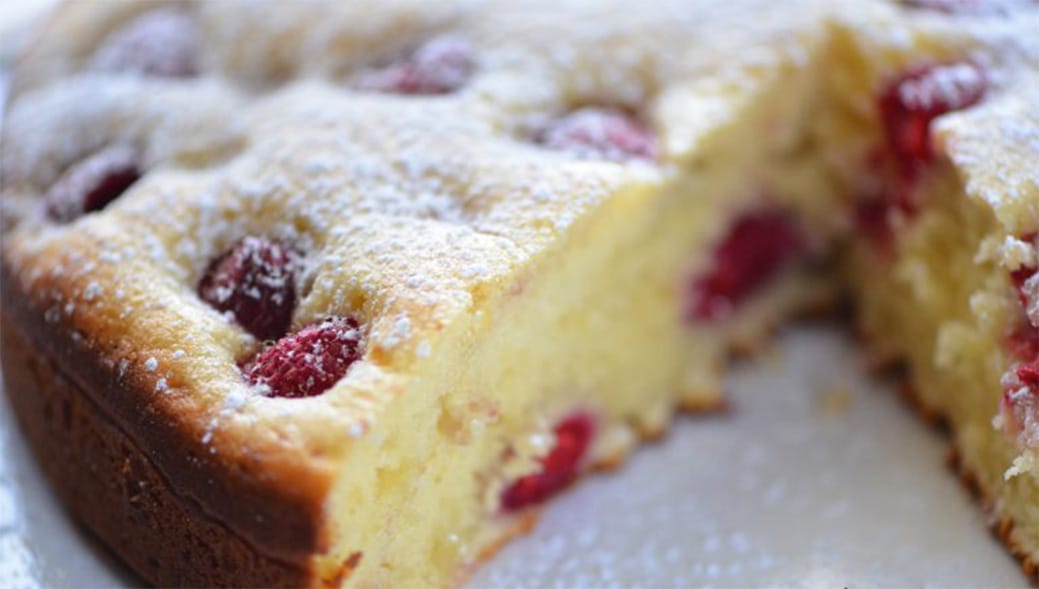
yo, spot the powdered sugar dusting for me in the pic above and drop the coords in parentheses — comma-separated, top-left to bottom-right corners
(82, 281, 101, 302)
(897, 62, 986, 111)
(356, 36, 476, 95)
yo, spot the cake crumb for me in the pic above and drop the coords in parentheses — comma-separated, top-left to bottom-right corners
(82, 281, 101, 301)
(817, 386, 853, 416)
(999, 235, 1037, 271)
(1005, 450, 1038, 480)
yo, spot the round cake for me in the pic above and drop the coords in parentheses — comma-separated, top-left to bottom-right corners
(2, 1, 1039, 586)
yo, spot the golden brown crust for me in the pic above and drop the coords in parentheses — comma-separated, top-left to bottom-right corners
(3, 295, 605, 587)
(945, 446, 1039, 583)
(0, 253, 337, 561)
(677, 396, 730, 415)
(883, 361, 1038, 584)
(0, 313, 318, 587)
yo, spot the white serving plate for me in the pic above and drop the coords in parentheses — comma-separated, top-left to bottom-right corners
(0, 325, 1024, 588)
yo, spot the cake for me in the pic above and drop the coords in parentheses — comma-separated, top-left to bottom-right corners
(2, 0, 1038, 586)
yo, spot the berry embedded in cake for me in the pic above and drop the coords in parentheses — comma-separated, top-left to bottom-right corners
(356, 36, 476, 95)
(500, 412, 596, 511)
(855, 61, 987, 250)
(198, 236, 301, 340)
(2, 1, 1039, 588)
(244, 316, 364, 399)
(44, 145, 141, 223)
(535, 108, 658, 161)
(686, 208, 809, 322)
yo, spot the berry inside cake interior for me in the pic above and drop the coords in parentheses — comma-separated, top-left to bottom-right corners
(1, 1, 1039, 587)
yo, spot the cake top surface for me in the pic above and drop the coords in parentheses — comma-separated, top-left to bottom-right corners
(2, 0, 1038, 461)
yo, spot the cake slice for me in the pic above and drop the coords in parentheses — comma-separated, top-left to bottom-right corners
(2, 1, 1039, 587)
(0, 3, 843, 585)
(824, 10, 1039, 570)
(847, 69, 1039, 572)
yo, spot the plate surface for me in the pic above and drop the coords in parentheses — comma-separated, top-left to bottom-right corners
(0, 325, 1024, 588)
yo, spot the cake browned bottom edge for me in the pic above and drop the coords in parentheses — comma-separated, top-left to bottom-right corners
(861, 330, 1039, 584)
(892, 375, 1039, 584)
(0, 313, 320, 588)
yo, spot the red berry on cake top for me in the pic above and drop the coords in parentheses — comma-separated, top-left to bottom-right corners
(877, 61, 986, 176)
(357, 36, 475, 95)
(537, 108, 658, 161)
(45, 145, 140, 223)
(857, 62, 986, 251)
(501, 412, 595, 511)
(89, 8, 200, 77)
(198, 237, 300, 341)
(244, 317, 363, 399)
(688, 209, 807, 322)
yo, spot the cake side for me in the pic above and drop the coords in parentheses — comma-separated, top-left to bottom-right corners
(0, 251, 343, 579)
(0, 314, 324, 587)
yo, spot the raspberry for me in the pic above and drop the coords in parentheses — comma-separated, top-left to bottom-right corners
(537, 108, 657, 161)
(1007, 322, 1039, 361)
(688, 209, 807, 322)
(877, 62, 986, 180)
(857, 62, 986, 250)
(357, 36, 475, 95)
(198, 237, 300, 340)
(46, 145, 140, 223)
(1000, 361, 1039, 440)
(1018, 363, 1039, 388)
(853, 194, 897, 252)
(1012, 265, 1036, 306)
(1000, 235, 1039, 442)
(244, 317, 363, 399)
(89, 8, 200, 77)
(501, 413, 595, 511)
